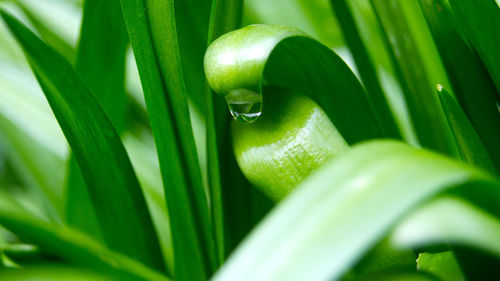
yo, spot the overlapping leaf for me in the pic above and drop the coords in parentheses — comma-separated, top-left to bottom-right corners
(0, 10, 164, 271)
(205, 24, 383, 144)
(213, 141, 500, 281)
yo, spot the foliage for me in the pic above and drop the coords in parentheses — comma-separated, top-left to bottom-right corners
(0, 0, 499, 280)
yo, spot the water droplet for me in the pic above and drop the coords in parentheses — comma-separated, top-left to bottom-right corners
(225, 88, 262, 123)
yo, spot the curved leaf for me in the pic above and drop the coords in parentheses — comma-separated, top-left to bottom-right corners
(204, 24, 383, 144)
(392, 195, 500, 258)
(212, 140, 500, 281)
(0, 10, 164, 271)
(231, 90, 349, 200)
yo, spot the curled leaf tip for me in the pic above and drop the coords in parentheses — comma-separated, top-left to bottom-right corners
(204, 24, 307, 96)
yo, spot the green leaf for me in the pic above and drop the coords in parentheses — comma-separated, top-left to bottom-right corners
(65, 0, 129, 240)
(0, 10, 164, 271)
(204, 24, 383, 144)
(244, 0, 344, 48)
(449, 0, 500, 95)
(212, 140, 500, 281)
(1, 244, 42, 266)
(330, 0, 402, 139)
(342, 239, 415, 280)
(349, 272, 439, 281)
(120, 0, 215, 279)
(206, 0, 249, 263)
(393, 195, 500, 259)
(420, 0, 500, 173)
(231, 90, 349, 200)
(123, 132, 174, 274)
(0, 194, 169, 281)
(0, 60, 66, 221)
(175, 0, 211, 113)
(16, 2, 74, 62)
(416, 251, 465, 281)
(370, 0, 454, 154)
(0, 266, 115, 281)
(437, 86, 495, 173)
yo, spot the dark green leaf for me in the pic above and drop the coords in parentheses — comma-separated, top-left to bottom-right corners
(420, 0, 500, 173)
(0, 10, 164, 271)
(437, 86, 495, 173)
(370, 0, 454, 154)
(206, 0, 248, 263)
(449, 0, 500, 95)
(120, 0, 215, 279)
(330, 0, 402, 139)
(65, 0, 129, 240)
(175, 0, 211, 113)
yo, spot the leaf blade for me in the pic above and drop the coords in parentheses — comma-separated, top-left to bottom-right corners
(120, 0, 214, 279)
(213, 140, 500, 281)
(0, 193, 169, 281)
(449, 0, 500, 95)
(65, 0, 129, 240)
(205, 24, 384, 144)
(0, 10, 164, 271)
(330, 0, 402, 139)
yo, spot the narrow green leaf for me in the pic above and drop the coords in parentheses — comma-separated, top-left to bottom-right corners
(206, 0, 247, 263)
(74, 0, 128, 131)
(0, 60, 66, 221)
(244, 0, 344, 48)
(0, 266, 115, 281)
(0, 119, 63, 221)
(213, 140, 500, 281)
(370, 0, 454, 154)
(0, 10, 164, 271)
(1, 244, 42, 266)
(120, 0, 215, 279)
(420, 0, 500, 173)
(330, 0, 402, 139)
(437, 86, 495, 173)
(16, 2, 74, 62)
(65, 0, 129, 240)
(0, 194, 169, 281)
(205, 24, 383, 144)
(175, 0, 211, 113)
(449, 0, 500, 95)
(123, 132, 174, 274)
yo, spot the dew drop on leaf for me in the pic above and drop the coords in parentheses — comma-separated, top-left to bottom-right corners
(225, 88, 262, 123)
